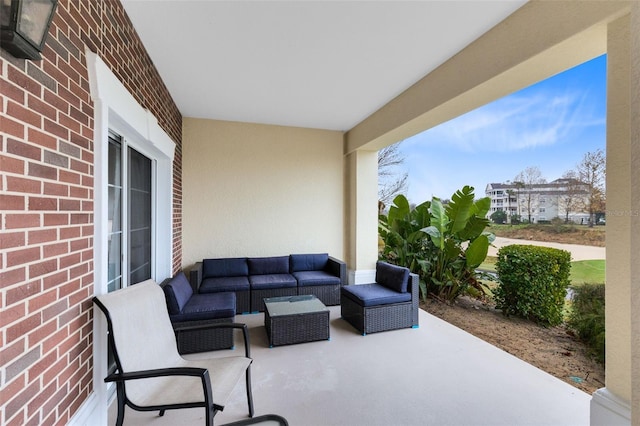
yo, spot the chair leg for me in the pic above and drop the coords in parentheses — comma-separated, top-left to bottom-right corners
(115, 384, 126, 426)
(246, 367, 254, 417)
(159, 409, 165, 417)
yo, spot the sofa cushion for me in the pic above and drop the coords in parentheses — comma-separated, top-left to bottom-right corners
(170, 292, 236, 322)
(376, 261, 410, 293)
(293, 270, 341, 287)
(200, 276, 250, 293)
(248, 256, 289, 275)
(249, 274, 297, 290)
(290, 253, 329, 272)
(202, 257, 248, 278)
(341, 283, 412, 307)
(163, 272, 193, 314)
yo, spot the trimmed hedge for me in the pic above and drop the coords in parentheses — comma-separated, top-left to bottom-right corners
(567, 283, 605, 364)
(494, 245, 571, 326)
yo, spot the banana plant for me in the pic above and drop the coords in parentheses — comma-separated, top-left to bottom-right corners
(379, 186, 494, 302)
(421, 186, 494, 300)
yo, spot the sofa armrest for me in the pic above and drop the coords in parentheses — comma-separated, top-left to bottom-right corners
(409, 273, 419, 327)
(327, 256, 347, 286)
(189, 262, 203, 293)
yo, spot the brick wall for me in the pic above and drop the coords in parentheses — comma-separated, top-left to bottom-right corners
(0, 1, 182, 425)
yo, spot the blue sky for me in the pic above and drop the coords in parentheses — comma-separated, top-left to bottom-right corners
(395, 54, 607, 204)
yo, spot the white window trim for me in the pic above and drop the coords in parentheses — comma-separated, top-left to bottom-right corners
(72, 51, 175, 426)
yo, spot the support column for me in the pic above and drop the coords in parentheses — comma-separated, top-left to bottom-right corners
(591, 12, 632, 426)
(629, 2, 640, 423)
(345, 150, 379, 284)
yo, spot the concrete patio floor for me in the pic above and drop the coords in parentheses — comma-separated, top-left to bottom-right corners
(109, 307, 591, 426)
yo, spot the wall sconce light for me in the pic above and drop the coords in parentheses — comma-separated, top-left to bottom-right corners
(1, 0, 58, 60)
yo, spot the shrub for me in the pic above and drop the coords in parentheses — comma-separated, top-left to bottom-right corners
(567, 283, 605, 364)
(494, 245, 571, 326)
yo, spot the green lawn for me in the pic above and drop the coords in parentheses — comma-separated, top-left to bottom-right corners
(478, 256, 605, 285)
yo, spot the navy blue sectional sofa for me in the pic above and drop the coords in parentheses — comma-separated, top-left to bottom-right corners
(161, 272, 236, 353)
(190, 253, 346, 313)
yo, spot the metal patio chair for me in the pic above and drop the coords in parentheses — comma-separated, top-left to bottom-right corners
(93, 279, 254, 426)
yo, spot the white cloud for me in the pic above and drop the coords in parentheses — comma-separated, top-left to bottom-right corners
(406, 88, 604, 153)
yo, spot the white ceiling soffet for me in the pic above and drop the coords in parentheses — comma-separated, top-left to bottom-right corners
(121, 1, 527, 131)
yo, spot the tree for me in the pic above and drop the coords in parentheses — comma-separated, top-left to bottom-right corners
(514, 166, 546, 223)
(574, 149, 606, 225)
(378, 142, 408, 210)
(490, 210, 507, 224)
(557, 170, 587, 223)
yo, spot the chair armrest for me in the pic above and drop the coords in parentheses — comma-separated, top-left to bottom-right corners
(173, 322, 252, 358)
(106, 366, 218, 410)
(327, 256, 347, 286)
(189, 262, 203, 293)
(409, 273, 419, 327)
(105, 366, 208, 383)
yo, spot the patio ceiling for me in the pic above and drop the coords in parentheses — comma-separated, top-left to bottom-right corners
(121, 0, 527, 131)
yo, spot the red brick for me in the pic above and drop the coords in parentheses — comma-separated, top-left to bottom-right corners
(43, 271, 67, 290)
(70, 213, 90, 224)
(0, 373, 27, 413)
(29, 196, 58, 211)
(29, 259, 57, 278)
(42, 356, 67, 386)
(27, 94, 57, 121)
(7, 101, 42, 128)
(43, 118, 69, 140)
(0, 154, 25, 173)
(43, 242, 68, 258)
(0, 115, 26, 138)
(6, 280, 42, 305)
(59, 253, 81, 269)
(7, 66, 42, 96)
(0, 78, 26, 103)
(0, 194, 25, 210)
(28, 162, 57, 180)
(0, 267, 26, 288)
(59, 199, 80, 211)
(43, 327, 68, 354)
(28, 229, 57, 244)
(28, 320, 58, 351)
(43, 213, 68, 226)
(27, 382, 57, 416)
(69, 186, 88, 199)
(7, 247, 40, 267)
(0, 231, 26, 250)
(43, 88, 67, 113)
(6, 176, 42, 194)
(27, 128, 57, 150)
(43, 182, 69, 196)
(58, 169, 80, 184)
(69, 158, 88, 174)
(7, 313, 42, 344)
(42, 300, 68, 323)
(5, 378, 41, 420)
(28, 288, 57, 312)
(59, 226, 80, 240)
(7, 138, 41, 161)
(0, 303, 26, 328)
(5, 213, 41, 229)
(70, 238, 89, 253)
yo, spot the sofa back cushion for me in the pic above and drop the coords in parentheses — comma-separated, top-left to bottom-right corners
(290, 253, 329, 272)
(202, 258, 248, 278)
(376, 261, 410, 293)
(248, 256, 290, 275)
(163, 272, 193, 314)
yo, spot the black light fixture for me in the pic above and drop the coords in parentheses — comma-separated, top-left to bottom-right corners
(1, 0, 57, 60)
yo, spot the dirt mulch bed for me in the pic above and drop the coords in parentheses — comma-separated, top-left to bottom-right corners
(490, 225, 605, 247)
(422, 297, 605, 394)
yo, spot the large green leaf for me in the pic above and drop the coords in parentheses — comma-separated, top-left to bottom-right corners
(466, 234, 490, 269)
(422, 225, 442, 249)
(473, 197, 491, 218)
(446, 186, 475, 235)
(388, 194, 410, 224)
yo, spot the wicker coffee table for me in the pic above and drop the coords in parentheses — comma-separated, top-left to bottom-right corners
(264, 295, 330, 347)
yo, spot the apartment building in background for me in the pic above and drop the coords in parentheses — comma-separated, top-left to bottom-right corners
(486, 178, 591, 224)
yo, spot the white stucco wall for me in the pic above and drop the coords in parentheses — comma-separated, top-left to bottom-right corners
(182, 118, 345, 268)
